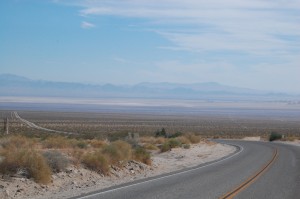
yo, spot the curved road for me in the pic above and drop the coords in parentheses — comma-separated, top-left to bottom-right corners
(73, 141, 300, 199)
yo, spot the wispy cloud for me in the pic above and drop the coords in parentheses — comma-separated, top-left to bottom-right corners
(81, 21, 95, 29)
(53, 0, 300, 92)
(58, 0, 300, 56)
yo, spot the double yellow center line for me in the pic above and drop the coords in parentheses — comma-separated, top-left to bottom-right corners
(220, 148, 278, 199)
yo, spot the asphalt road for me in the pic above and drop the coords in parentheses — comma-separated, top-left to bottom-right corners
(73, 141, 300, 199)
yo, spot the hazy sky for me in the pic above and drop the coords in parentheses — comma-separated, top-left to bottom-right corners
(1, 0, 300, 93)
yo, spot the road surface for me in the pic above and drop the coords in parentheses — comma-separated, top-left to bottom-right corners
(72, 140, 300, 199)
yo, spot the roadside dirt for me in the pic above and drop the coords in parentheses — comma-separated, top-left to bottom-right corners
(0, 141, 235, 199)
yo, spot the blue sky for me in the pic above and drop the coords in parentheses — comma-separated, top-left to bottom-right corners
(1, 0, 300, 93)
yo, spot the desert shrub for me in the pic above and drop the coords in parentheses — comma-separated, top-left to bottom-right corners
(160, 142, 171, 152)
(168, 138, 182, 148)
(43, 136, 72, 149)
(177, 136, 191, 144)
(155, 128, 167, 138)
(133, 147, 151, 165)
(107, 132, 128, 142)
(143, 143, 159, 150)
(182, 144, 191, 149)
(0, 148, 51, 184)
(0, 135, 35, 150)
(102, 140, 132, 165)
(269, 132, 282, 142)
(140, 136, 156, 144)
(160, 138, 182, 153)
(185, 134, 201, 144)
(82, 151, 109, 175)
(76, 140, 88, 149)
(154, 137, 166, 144)
(169, 132, 183, 138)
(43, 151, 69, 173)
(70, 148, 85, 166)
(89, 139, 107, 148)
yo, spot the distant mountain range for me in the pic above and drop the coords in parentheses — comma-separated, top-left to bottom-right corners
(0, 74, 297, 101)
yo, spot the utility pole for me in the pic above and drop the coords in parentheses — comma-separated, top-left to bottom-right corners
(4, 118, 9, 134)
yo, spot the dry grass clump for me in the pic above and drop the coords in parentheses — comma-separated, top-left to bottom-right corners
(102, 140, 132, 165)
(69, 148, 86, 166)
(0, 135, 36, 150)
(177, 136, 191, 144)
(140, 136, 156, 144)
(133, 147, 151, 165)
(42, 136, 73, 149)
(185, 133, 201, 144)
(143, 143, 159, 150)
(88, 139, 107, 148)
(140, 136, 166, 145)
(82, 151, 110, 175)
(154, 137, 166, 144)
(0, 148, 52, 184)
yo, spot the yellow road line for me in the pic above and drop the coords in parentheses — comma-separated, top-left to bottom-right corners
(220, 148, 278, 199)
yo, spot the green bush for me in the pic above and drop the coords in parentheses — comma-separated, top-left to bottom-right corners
(269, 132, 282, 141)
(168, 138, 182, 148)
(160, 138, 183, 153)
(43, 150, 69, 173)
(182, 144, 191, 149)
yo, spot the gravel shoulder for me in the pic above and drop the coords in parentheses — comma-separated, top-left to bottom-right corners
(0, 141, 235, 199)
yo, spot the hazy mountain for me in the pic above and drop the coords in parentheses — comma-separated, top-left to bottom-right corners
(0, 74, 296, 101)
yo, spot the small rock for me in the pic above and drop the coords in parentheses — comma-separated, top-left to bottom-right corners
(16, 189, 23, 193)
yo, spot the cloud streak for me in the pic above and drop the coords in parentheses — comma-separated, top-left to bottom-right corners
(81, 21, 95, 29)
(58, 0, 300, 56)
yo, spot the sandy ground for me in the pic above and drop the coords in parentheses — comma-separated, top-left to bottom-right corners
(276, 140, 300, 147)
(242, 136, 261, 141)
(0, 142, 235, 199)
